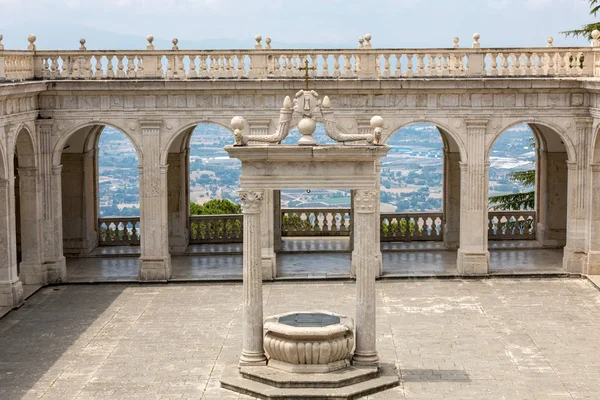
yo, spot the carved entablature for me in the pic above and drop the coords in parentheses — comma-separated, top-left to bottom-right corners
(0, 95, 37, 117)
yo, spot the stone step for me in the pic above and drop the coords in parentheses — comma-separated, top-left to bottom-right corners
(239, 365, 379, 388)
(220, 364, 400, 399)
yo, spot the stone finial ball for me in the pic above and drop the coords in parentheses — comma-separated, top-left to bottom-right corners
(265, 37, 271, 44)
(298, 117, 317, 136)
(147, 35, 154, 43)
(0, 34, 3, 41)
(172, 38, 178, 45)
(80, 38, 86, 45)
(27, 34, 36, 44)
(255, 34, 262, 42)
(364, 33, 372, 41)
(473, 33, 480, 41)
(593, 30, 600, 40)
(230, 116, 245, 131)
(547, 37, 553, 43)
(358, 37, 364, 44)
(370, 115, 384, 129)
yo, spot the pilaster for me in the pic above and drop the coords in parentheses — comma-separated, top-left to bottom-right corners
(16, 166, 46, 284)
(260, 189, 276, 280)
(138, 120, 171, 281)
(0, 178, 23, 308)
(443, 150, 461, 250)
(457, 120, 489, 275)
(564, 118, 592, 273)
(167, 151, 189, 254)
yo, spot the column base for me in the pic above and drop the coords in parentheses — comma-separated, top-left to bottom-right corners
(261, 253, 276, 281)
(19, 261, 48, 285)
(0, 279, 24, 308)
(139, 256, 172, 281)
(586, 251, 600, 275)
(352, 351, 379, 367)
(239, 351, 267, 367)
(563, 248, 584, 274)
(457, 250, 489, 275)
(46, 257, 67, 283)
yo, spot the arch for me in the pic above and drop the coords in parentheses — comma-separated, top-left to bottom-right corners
(161, 120, 233, 165)
(383, 119, 467, 162)
(486, 119, 575, 163)
(52, 121, 142, 167)
(14, 125, 38, 169)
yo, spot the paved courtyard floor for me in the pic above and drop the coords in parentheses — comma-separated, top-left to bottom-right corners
(1, 278, 599, 399)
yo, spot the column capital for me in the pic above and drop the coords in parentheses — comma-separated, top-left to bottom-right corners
(239, 190, 264, 214)
(35, 119, 54, 133)
(574, 117, 594, 130)
(354, 189, 377, 213)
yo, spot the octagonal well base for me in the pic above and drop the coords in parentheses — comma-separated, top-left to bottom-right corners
(220, 364, 400, 399)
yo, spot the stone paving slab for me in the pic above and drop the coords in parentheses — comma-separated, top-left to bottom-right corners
(1, 278, 599, 399)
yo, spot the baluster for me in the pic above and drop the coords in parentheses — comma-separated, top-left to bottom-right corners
(94, 56, 102, 79)
(383, 54, 391, 77)
(405, 54, 414, 77)
(106, 56, 114, 78)
(178, 55, 186, 78)
(506, 53, 515, 75)
(273, 54, 281, 76)
(189, 56, 197, 78)
(489, 52, 498, 76)
(343, 54, 352, 77)
(137, 56, 144, 76)
(498, 53, 507, 75)
(416, 54, 425, 76)
(557, 52, 566, 75)
(333, 55, 340, 77)
(199, 55, 208, 77)
(425, 54, 434, 76)
(127, 56, 136, 78)
(49, 56, 58, 78)
(115, 55, 124, 78)
(546, 52, 556, 76)
(318, 54, 326, 76)
(440, 54, 448, 76)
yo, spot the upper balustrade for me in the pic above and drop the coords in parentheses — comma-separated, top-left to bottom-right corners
(1, 32, 600, 82)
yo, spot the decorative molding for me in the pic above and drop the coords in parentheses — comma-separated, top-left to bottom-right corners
(354, 190, 377, 213)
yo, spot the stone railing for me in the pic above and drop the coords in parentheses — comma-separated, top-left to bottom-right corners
(281, 208, 352, 236)
(98, 217, 141, 246)
(1, 33, 599, 81)
(380, 212, 444, 242)
(189, 214, 243, 244)
(96, 210, 537, 246)
(488, 211, 536, 240)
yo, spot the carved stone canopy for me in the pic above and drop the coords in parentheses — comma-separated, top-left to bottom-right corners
(230, 89, 384, 146)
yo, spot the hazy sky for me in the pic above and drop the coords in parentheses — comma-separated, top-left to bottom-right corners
(0, 0, 595, 49)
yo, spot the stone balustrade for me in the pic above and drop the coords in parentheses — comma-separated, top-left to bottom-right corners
(380, 212, 444, 242)
(98, 217, 141, 246)
(97, 210, 536, 246)
(1, 32, 599, 81)
(281, 208, 351, 237)
(488, 210, 536, 240)
(189, 214, 243, 244)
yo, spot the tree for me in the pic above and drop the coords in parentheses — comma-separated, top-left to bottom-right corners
(488, 170, 535, 211)
(562, 0, 600, 40)
(190, 199, 242, 215)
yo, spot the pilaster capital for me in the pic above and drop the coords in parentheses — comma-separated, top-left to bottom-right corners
(139, 120, 163, 132)
(465, 119, 489, 131)
(35, 119, 54, 134)
(574, 117, 594, 131)
(239, 190, 264, 214)
(52, 165, 62, 175)
(354, 189, 378, 213)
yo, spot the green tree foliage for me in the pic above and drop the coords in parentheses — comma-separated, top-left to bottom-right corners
(489, 170, 535, 211)
(190, 199, 242, 215)
(562, 0, 600, 40)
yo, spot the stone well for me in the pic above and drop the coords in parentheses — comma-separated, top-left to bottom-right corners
(263, 311, 354, 373)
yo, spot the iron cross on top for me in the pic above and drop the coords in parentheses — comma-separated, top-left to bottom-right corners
(298, 60, 316, 90)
